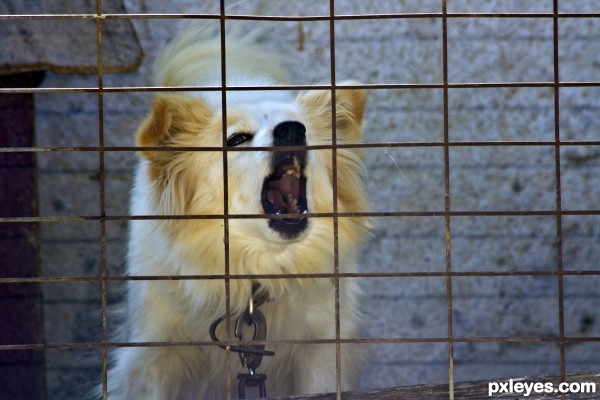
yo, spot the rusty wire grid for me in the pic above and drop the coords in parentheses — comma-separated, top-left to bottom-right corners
(1, 1, 600, 399)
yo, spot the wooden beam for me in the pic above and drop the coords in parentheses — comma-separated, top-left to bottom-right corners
(0, 71, 46, 400)
(0, 0, 143, 75)
(271, 373, 600, 400)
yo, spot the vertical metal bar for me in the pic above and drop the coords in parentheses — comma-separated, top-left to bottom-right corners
(219, 2, 233, 399)
(328, 1, 342, 398)
(95, 1, 108, 399)
(441, 1, 455, 400)
(552, 1, 566, 398)
(95, 0, 107, 397)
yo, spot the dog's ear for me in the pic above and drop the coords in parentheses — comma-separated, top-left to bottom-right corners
(136, 95, 213, 159)
(296, 80, 366, 141)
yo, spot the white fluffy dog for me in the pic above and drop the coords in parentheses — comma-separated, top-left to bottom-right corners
(106, 25, 369, 399)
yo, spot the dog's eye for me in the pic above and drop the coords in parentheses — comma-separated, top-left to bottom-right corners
(227, 133, 253, 147)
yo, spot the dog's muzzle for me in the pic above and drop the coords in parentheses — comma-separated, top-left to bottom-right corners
(261, 121, 308, 238)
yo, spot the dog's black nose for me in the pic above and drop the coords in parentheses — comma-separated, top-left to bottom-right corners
(273, 121, 306, 146)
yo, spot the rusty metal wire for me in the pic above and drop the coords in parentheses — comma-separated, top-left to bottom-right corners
(441, 3, 455, 396)
(1, 1, 600, 400)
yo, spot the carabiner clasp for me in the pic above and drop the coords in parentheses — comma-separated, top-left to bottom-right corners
(234, 307, 268, 373)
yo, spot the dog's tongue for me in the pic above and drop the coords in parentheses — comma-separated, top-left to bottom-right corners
(266, 158, 301, 214)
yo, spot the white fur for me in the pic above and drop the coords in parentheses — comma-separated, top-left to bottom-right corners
(154, 24, 292, 108)
(103, 26, 369, 399)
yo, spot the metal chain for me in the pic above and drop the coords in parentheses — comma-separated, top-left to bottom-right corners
(209, 285, 274, 399)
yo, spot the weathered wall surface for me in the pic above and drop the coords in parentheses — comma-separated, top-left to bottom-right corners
(29, 1, 599, 398)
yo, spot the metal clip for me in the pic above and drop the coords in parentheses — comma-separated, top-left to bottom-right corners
(237, 372, 267, 399)
(208, 284, 274, 399)
(235, 307, 268, 373)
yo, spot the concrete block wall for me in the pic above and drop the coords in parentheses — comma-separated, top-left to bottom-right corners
(30, 1, 599, 398)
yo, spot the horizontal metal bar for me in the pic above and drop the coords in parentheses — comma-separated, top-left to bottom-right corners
(2, 139, 600, 154)
(1, 12, 599, 21)
(1, 81, 600, 95)
(1, 269, 599, 285)
(1, 209, 600, 224)
(2, 335, 598, 352)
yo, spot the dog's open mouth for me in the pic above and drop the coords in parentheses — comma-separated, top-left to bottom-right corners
(261, 154, 308, 238)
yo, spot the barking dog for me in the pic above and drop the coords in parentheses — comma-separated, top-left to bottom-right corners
(106, 25, 369, 399)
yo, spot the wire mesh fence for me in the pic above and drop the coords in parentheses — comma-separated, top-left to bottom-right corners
(1, 1, 599, 399)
